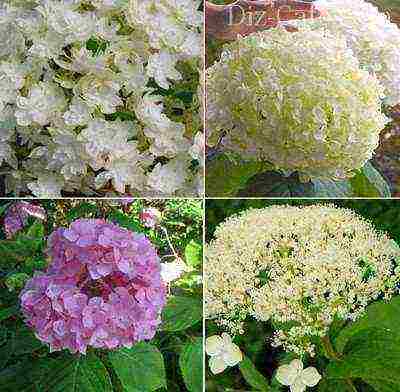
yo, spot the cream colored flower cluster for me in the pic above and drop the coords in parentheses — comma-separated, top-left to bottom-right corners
(206, 27, 388, 181)
(296, 0, 400, 106)
(0, 0, 203, 197)
(205, 205, 400, 356)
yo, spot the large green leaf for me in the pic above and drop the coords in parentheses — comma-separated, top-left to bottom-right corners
(239, 171, 352, 197)
(206, 153, 272, 197)
(0, 353, 112, 392)
(161, 296, 202, 332)
(350, 162, 391, 197)
(334, 296, 400, 353)
(108, 342, 166, 392)
(239, 357, 271, 391)
(179, 338, 203, 392)
(326, 328, 400, 391)
(0, 306, 18, 322)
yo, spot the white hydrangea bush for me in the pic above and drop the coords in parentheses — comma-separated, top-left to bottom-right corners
(206, 27, 389, 181)
(0, 0, 203, 197)
(294, 0, 400, 107)
(205, 205, 400, 356)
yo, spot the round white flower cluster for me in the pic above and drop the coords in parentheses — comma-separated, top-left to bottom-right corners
(205, 205, 400, 356)
(0, 0, 203, 197)
(295, 0, 400, 107)
(206, 27, 389, 181)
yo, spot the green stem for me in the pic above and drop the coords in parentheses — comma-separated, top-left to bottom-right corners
(321, 335, 358, 392)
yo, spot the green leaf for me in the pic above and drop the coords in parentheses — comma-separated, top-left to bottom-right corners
(0, 353, 112, 392)
(0, 306, 18, 322)
(239, 357, 271, 391)
(184, 240, 202, 267)
(240, 171, 352, 197)
(161, 296, 202, 331)
(179, 338, 203, 392)
(334, 296, 400, 354)
(0, 202, 12, 218)
(109, 342, 166, 392)
(108, 211, 142, 233)
(318, 378, 356, 392)
(326, 328, 400, 390)
(206, 153, 272, 197)
(350, 161, 391, 197)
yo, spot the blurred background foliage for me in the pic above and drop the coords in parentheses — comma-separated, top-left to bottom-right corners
(205, 199, 400, 391)
(0, 199, 203, 392)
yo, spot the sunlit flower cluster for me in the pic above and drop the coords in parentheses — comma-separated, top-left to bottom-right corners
(0, 0, 203, 197)
(205, 205, 400, 356)
(206, 27, 388, 181)
(20, 218, 167, 354)
(295, 0, 400, 106)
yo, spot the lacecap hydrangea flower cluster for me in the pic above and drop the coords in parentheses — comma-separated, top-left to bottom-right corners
(20, 218, 167, 354)
(0, 0, 203, 197)
(206, 27, 389, 180)
(294, 0, 400, 107)
(205, 205, 400, 356)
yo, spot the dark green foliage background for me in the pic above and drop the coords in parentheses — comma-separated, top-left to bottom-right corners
(0, 199, 203, 392)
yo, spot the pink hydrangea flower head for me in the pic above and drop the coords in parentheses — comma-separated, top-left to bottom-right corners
(140, 207, 162, 228)
(4, 201, 46, 238)
(20, 219, 167, 354)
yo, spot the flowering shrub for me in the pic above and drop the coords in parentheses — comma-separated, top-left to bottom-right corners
(0, 0, 203, 197)
(206, 204, 400, 356)
(20, 219, 167, 354)
(206, 27, 388, 181)
(205, 199, 400, 392)
(0, 199, 203, 391)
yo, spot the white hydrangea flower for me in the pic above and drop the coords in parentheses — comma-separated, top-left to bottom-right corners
(0, 0, 202, 196)
(276, 359, 321, 392)
(63, 97, 92, 126)
(295, 0, 400, 106)
(147, 51, 182, 90)
(205, 205, 400, 355)
(205, 333, 243, 375)
(207, 27, 388, 181)
(15, 82, 66, 126)
(160, 258, 189, 283)
(189, 132, 204, 168)
(147, 156, 189, 195)
(27, 174, 64, 197)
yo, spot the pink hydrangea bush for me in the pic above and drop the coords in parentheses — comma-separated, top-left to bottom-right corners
(20, 219, 167, 354)
(4, 201, 46, 238)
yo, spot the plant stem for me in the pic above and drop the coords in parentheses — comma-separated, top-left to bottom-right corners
(321, 335, 358, 392)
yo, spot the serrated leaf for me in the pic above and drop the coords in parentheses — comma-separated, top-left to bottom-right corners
(179, 338, 203, 392)
(326, 329, 400, 390)
(44, 352, 113, 392)
(206, 153, 272, 197)
(334, 296, 400, 354)
(239, 171, 352, 197)
(239, 357, 271, 391)
(161, 296, 202, 331)
(350, 161, 391, 197)
(184, 240, 202, 267)
(109, 342, 166, 392)
(0, 353, 112, 392)
(12, 326, 44, 355)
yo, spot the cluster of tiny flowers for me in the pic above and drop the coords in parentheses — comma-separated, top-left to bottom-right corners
(0, 0, 203, 197)
(4, 201, 46, 238)
(20, 218, 167, 354)
(294, 0, 400, 106)
(205, 205, 400, 356)
(206, 27, 388, 181)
